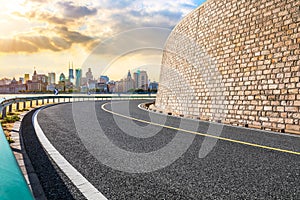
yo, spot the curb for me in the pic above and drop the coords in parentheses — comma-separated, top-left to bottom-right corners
(33, 105, 107, 200)
(10, 110, 47, 200)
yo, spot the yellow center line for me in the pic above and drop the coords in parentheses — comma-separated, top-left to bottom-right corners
(101, 103, 300, 156)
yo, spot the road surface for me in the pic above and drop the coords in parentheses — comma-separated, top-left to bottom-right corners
(21, 100, 300, 199)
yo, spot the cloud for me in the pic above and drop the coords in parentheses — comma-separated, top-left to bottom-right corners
(26, 0, 48, 3)
(51, 37, 72, 49)
(2, 0, 203, 55)
(86, 27, 171, 57)
(39, 13, 74, 24)
(54, 26, 94, 43)
(0, 26, 95, 53)
(13, 11, 74, 25)
(0, 38, 38, 53)
(99, 0, 137, 9)
(57, 1, 97, 18)
(19, 35, 60, 51)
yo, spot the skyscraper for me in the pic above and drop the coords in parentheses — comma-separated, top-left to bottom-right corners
(19, 77, 24, 84)
(75, 69, 82, 88)
(139, 70, 148, 90)
(133, 70, 148, 90)
(86, 68, 93, 81)
(59, 73, 66, 82)
(99, 75, 109, 83)
(69, 62, 74, 83)
(32, 70, 37, 81)
(48, 72, 56, 84)
(133, 70, 140, 89)
(24, 74, 29, 83)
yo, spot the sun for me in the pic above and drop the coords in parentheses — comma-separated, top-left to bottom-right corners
(1, 0, 28, 14)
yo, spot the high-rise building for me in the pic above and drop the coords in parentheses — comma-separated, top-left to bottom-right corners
(133, 71, 139, 89)
(24, 74, 30, 83)
(139, 70, 148, 90)
(75, 69, 82, 88)
(29, 69, 48, 92)
(149, 81, 158, 91)
(48, 72, 56, 84)
(37, 74, 48, 83)
(107, 81, 116, 93)
(86, 68, 93, 81)
(115, 70, 135, 93)
(69, 62, 74, 83)
(133, 70, 148, 90)
(99, 75, 109, 83)
(19, 77, 24, 84)
(59, 73, 66, 82)
(32, 70, 37, 81)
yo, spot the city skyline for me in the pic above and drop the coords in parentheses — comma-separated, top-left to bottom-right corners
(0, 0, 206, 82)
(0, 62, 159, 84)
(0, 65, 157, 94)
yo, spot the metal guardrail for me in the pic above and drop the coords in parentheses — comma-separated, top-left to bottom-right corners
(0, 95, 156, 199)
(0, 95, 156, 118)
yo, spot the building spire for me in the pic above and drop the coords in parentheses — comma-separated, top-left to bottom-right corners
(127, 70, 131, 78)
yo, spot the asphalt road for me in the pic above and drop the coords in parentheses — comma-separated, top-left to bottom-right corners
(30, 100, 300, 199)
(21, 108, 86, 200)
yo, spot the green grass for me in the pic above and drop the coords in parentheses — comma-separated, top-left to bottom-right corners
(6, 137, 15, 144)
(1, 115, 20, 124)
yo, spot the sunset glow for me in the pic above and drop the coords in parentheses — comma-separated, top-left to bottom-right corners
(0, 0, 206, 81)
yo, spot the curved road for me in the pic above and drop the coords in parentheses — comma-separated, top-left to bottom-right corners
(21, 100, 300, 199)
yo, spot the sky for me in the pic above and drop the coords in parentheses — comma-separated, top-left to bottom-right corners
(0, 0, 206, 82)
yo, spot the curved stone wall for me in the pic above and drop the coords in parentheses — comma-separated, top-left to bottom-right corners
(155, 0, 300, 132)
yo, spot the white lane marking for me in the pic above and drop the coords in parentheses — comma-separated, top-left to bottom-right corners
(32, 107, 107, 200)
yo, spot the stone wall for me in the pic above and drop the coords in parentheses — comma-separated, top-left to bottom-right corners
(155, 0, 300, 132)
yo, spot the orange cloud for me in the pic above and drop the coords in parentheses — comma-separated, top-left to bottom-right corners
(0, 38, 38, 53)
(0, 28, 96, 54)
(13, 11, 74, 25)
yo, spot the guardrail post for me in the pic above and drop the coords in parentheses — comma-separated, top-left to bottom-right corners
(23, 102, 26, 109)
(8, 104, 13, 113)
(47, 98, 50, 104)
(16, 103, 20, 111)
(2, 106, 7, 119)
(53, 98, 55, 103)
(58, 98, 60, 103)
(42, 99, 44, 105)
(30, 101, 33, 107)
(36, 99, 38, 106)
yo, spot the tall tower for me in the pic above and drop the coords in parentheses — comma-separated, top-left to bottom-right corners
(48, 72, 56, 84)
(133, 70, 140, 89)
(32, 68, 38, 81)
(127, 70, 132, 79)
(68, 62, 74, 83)
(139, 70, 148, 90)
(24, 74, 30, 83)
(75, 69, 82, 88)
(86, 68, 93, 81)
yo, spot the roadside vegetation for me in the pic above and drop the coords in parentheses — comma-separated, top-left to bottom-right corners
(1, 111, 26, 144)
(0, 103, 45, 144)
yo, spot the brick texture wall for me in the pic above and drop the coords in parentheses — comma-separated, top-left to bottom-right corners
(155, 0, 300, 132)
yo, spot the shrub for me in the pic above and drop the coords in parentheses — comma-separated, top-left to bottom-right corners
(2, 115, 20, 123)
(6, 137, 15, 144)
